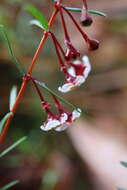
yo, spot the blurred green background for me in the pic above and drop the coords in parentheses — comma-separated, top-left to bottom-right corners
(0, 0, 127, 189)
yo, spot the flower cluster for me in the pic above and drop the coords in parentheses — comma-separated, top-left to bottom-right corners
(39, 94, 81, 132)
(58, 56, 91, 93)
(29, 0, 101, 132)
(0, 0, 105, 145)
(47, 0, 99, 94)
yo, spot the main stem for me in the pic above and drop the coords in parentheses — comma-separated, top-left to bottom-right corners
(0, 4, 60, 144)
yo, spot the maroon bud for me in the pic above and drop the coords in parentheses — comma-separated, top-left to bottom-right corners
(80, 7, 93, 27)
(80, 14, 93, 27)
(88, 39, 100, 51)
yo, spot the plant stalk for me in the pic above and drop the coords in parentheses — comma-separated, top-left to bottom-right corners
(0, 4, 60, 144)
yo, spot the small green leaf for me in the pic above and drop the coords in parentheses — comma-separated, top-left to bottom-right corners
(120, 161, 127, 168)
(25, 4, 49, 30)
(35, 80, 78, 110)
(88, 10, 107, 17)
(117, 188, 127, 190)
(0, 136, 27, 158)
(0, 25, 24, 75)
(0, 180, 19, 190)
(29, 20, 44, 29)
(9, 86, 17, 111)
(0, 112, 13, 134)
(64, 7, 107, 17)
(64, 7, 81, 12)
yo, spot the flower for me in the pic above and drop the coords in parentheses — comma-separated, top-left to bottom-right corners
(40, 108, 82, 132)
(58, 56, 91, 93)
(40, 112, 68, 131)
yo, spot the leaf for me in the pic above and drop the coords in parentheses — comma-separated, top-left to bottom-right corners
(0, 136, 27, 158)
(0, 112, 13, 134)
(117, 188, 127, 190)
(25, 4, 49, 30)
(29, 19, 44, 29)
(88, 10, 107, 17)
(35, 80, 79, 111)
(9, 86, 17, 111)
(0, 25, 24, 75)
(0, 180, 19, 190)
(64, 7, 107, 17)
(120, 161, 127, 168)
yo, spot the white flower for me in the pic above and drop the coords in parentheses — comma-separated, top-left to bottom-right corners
(40, 109, 82, 132)
(40, 113, 68, 132)
(58, 56, 91, 93)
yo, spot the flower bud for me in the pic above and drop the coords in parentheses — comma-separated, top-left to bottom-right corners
(80, 7, 93, 27)
(88, 39, 100, 51)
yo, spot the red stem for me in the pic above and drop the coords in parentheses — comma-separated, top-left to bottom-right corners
(58, 5, 70, 42)
(51, 94, 64, 113)
(0, 4, 60, 144)
(62, 5, 89, 42)
(50, 32, 68, 76)
(31, 78, 45, 102)
(31, 78, 53, 115)
(49, 32, 65, 57)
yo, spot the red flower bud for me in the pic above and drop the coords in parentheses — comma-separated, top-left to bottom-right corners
(80, 7, 93, 27)
(88, 39, 100, 51)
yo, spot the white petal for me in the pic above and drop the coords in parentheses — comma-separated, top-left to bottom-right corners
(82, 56, 90, 66)
(73, 60, 81, 65)
(68, 67, 76, 77)
(55, 123, 69, 132)
(40, 125, 50, 131)
(74, 76, 86, 86)
(40, 119, 60, 131)
(58, 83, 74, 93)
(82, 56, 91, 78)
(72, 108, 82, 121)
(83, 67, 91, 78)
(60, 113, 68, 124)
